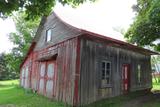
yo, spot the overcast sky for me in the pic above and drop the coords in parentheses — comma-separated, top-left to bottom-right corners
(0, 0, 136, 53)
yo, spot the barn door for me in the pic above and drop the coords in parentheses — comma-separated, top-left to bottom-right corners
(38, 61, 55, 98)
(45, 61, 55, 98)
(122, 64, 130, 94)
(39, 63, 46, 94)
(21, 66, 30, 88)
(21, 68, 25, 87)
(24, 66, 29, 88)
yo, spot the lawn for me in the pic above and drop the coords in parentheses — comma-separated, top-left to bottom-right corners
(0, 79, 160, 107)
(152, 78, 160, 91)
(0, 80, 64, 107)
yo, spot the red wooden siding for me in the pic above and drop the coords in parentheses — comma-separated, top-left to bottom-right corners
(20, 37, 80, 105)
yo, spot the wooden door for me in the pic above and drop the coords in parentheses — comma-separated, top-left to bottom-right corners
(39, 62, 46, 94)
(24, 66, 29, 88)
(45, 61, 55, 98)
(122, 64, 130, 93)
(38, 61, 56, 98)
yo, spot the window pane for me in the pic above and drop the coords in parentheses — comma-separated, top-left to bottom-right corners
(106, 70, 110, 75)
(102, 62, 105, 69)
(102, 70, 105, 79)
(106, 62, 110, 69)
(46, 29, 52, 42)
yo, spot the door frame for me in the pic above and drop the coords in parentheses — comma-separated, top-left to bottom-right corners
(122, 64, 130, 94)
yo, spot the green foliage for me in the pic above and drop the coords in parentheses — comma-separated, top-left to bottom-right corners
(0, 53, 17, 80)
(3, 12, 40, 79)
(0, 0, 96, 20)
(152, 77, 160, 91)
(4, 53, 21, 79)
(125, 0, 160, 51)
(9, 11, 40, 56)
(0, 53, 8, 80)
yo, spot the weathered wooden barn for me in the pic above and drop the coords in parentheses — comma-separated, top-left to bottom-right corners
(20, 12, 158, 106)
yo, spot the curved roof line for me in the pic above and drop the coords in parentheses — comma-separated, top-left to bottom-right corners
(54, 11, 159, 55)
(20, 11, 159, 68)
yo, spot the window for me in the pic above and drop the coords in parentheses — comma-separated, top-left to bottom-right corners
(46, 29, 52, 42)
(101, 61, 111, 85)
(137, 64, 141, 83)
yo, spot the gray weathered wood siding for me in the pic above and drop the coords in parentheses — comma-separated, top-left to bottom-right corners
(34, 13, 81, 51)
(53, 37, 78, 105)
(79, 37, 152, 105)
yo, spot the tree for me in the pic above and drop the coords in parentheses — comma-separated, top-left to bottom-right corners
(0, 53, 17, 80)
(125, 0, 160, 51)
(4, 11, 40, 77)
(9, 11, 40, 56)
(0, 0, 95, 20)
(0, 53, 8, 80)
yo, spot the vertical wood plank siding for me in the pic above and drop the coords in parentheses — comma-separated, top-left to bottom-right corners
(34, 13, 81, 51)
(19, 12, 155, 106)
(20, 11, 82, 105)
(20, 37, 78, 105)
(79, 37, 152, 105)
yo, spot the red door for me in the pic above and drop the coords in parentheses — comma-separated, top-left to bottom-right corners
(122, 64, 130, 94)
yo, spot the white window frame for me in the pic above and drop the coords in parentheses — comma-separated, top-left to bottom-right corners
(46, 29, 52, 42)
(101, 61, 111, 85)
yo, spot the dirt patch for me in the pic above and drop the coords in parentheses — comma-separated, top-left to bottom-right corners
(123, 92, 160, 107)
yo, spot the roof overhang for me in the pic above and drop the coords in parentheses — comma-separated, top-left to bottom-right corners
(80, 30, 159, 55)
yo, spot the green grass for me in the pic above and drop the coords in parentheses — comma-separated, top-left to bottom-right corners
(0, 80, 64, 107)
(0, 79, 160, 107)
(152, 78, 160, 91)
(84, 91, 148, 107)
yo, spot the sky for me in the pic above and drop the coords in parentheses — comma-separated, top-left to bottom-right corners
(0, 18, 16, 53)
(0, 0, 137, 53)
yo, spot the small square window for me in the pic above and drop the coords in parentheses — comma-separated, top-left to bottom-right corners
(46, 29, 52, 42)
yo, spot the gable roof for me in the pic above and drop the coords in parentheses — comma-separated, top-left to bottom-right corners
(20, 11, 159, 68)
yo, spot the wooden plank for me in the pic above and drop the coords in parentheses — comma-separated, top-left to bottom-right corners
(79, 37, 152, 105)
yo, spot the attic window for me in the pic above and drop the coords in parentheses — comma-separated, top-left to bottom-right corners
(46, 29, 52, 42)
